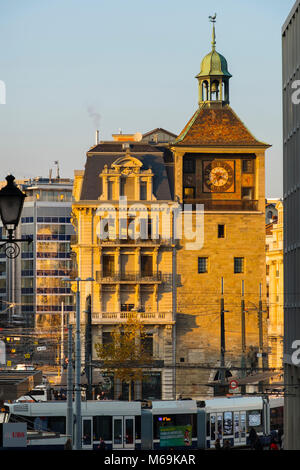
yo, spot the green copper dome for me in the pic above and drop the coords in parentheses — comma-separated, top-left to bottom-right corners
(197, 49, 232, 78)
(196, 19, 232, 79)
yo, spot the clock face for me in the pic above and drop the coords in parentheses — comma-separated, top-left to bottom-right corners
(203, 160, 235, 192)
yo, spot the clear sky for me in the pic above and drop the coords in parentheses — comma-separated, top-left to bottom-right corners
(0, 0, 295, 196)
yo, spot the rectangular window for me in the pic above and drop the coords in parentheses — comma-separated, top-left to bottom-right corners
(141, 255, 153, 277)
(107, 181, 114, 200)
(218, 224, 225, 238)
(103, 255, 115, 277)
(102, 331, 113, 346)
(198, 257, 208, 273)
(242, 159, 254, 173)
(184, 187, 195, 199)
(93, 416, 112, 441)
(183, 158, 195, 173)
(234, 257, 244, 274)
(141, 334, 153, 356)
(242, 187, 253, 200)
(140, 181, 147, 200)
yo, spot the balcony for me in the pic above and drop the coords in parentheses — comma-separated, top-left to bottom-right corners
(96, 271, 171, 284)
(182, 199, 259, 212)
(98, 236, 172, 247)
(89, 311, 174, 324)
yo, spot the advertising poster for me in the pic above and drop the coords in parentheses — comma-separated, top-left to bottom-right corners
(160, 425, 192, 448)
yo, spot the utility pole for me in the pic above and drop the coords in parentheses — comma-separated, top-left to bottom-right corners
(241, 280, 246, 395)
(220, 277, 225, 385)
(66, 323, 73, 443)
(74, 279, 81, 450)
(85, 295, 93, 400)
(258, 283, 263, 366)
(258, 283, 264, 393)
(60, 301, 64, 377)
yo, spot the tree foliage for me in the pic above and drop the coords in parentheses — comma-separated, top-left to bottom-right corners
(94, 314, 152, 399)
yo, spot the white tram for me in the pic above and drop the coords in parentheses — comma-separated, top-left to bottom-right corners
(1, 396, 283, 450)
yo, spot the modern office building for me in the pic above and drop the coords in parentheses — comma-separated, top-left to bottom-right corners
(282, 0, 300, 451)
(0, 175, 75, 364)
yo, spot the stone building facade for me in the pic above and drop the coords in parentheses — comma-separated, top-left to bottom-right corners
(72, 138, 177, 400)
(72, 22, 270, 400)
(172, 21, 270, 397)
(266, 200, 284, 376)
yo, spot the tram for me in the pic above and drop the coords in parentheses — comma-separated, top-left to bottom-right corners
(1, 396, 283, 450)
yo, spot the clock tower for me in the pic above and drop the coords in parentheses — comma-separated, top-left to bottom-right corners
(172, 17, 271, 397)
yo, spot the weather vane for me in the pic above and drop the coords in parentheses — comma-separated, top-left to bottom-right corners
(209, 13, 217, 50)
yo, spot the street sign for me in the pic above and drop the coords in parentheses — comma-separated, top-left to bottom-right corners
(24, 354, 30, 359)
(37, 346, 46, 352)
(229, 379, 239, 390)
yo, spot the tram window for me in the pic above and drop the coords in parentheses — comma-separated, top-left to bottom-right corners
(153, 414, 196, 440)
(223, 412, 233, 436)
(270, 407, 283, 431)
(248, 411, 261, 427)
(135, 416, 141, 439)
(32, 416, 65, 434)
(210, 415, 216, 441)
(247, 411, 263, 434)
(217, 415, 222, 439)
(93, 416, 112, 441)
(234, 413, 239, 439)
(206, 416, 210, 437)
(114, 419, 123, 445)
(47, 417, 66, 434)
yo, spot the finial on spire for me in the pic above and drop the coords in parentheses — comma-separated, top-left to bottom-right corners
(209, 13, 217, 50)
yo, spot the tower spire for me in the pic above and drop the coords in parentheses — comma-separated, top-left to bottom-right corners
(209, 13, 217, 51)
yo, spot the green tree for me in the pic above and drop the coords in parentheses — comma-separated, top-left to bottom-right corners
(94, 314, 152, 401)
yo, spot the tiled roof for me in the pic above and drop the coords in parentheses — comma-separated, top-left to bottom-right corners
(174, 105, 270, 148)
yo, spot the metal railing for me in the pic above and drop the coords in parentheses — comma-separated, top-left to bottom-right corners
(96, 271, 169, 283)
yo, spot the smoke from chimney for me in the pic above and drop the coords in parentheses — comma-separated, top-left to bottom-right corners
(87, 106, 101, 129)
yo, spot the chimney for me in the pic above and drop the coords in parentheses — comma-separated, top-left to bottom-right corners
(95, 130, 100, 145)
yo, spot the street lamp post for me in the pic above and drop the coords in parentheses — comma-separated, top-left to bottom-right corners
(63, 276, 94, 450)
(0, 175, 32, 258)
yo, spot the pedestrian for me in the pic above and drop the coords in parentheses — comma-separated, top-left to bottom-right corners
(97, 437, 106, 450)
(215, 438, 221, 450)
(222, 439, 231, 450)
(253, 435, 263, 451)
(64, 439, 72, 450)
(249, 427, 257, 450)
(269, 438, 279, 451)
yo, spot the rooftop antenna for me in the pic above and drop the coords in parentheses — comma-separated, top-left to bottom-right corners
(54, 161, 60, 179)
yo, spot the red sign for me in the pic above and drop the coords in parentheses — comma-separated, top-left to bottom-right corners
(229, 379, 239, 390)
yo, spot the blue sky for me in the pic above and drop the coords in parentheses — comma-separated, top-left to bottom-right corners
(0, 0, 295, 196)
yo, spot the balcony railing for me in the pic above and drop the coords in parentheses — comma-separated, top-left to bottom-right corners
(96, 271, 171, 283)
(68, 311, 174, 323)
(183, 199, 259, 211)
(98, 236, 172, 246)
